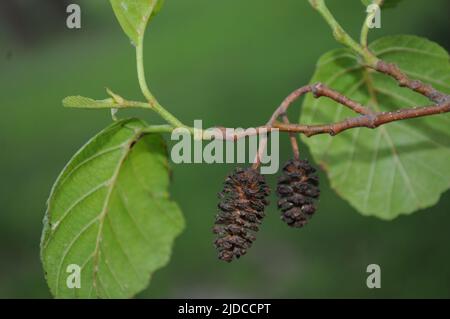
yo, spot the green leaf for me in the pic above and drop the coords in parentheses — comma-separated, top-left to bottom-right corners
(41, 118, 184, 298)
(300, 35, 450, 219)
(110, 0, 165, 45)
(63, 96, 117, 109)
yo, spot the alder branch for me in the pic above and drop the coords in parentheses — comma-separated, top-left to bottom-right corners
(95, 60, 448, 143)
(211, 99, 449, 139)
(273, 101, 450, 137)
(213, 83, 378, 140)
(211, 60, 449, 141)
(375, 60, 448, 104)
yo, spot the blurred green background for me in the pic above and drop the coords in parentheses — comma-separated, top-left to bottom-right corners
(1, 0, 449, 298)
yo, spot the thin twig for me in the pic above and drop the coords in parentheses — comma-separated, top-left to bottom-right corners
(212, 100, 449, 140)
(121, 57, 448, 146)
(136, 40, 185, 128)
(273, 101, 450, 137)
(281, 113, 300, 160)
(308, 0, 378, 65)
(210, 60, 449, 141)
(375, 60, 448, 104)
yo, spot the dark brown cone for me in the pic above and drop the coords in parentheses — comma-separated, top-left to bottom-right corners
(213, 167, 270, 262)
(276, 159, 320, 228)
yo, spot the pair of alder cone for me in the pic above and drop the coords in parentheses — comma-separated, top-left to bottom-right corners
(213, 159, 320, 262)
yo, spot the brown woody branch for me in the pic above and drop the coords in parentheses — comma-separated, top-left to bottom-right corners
(211, 59, 449, 141)
(273, 101, 450, 137)
(375, 60, 448, 104)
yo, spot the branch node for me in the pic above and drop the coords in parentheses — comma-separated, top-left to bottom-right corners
(366, 114, 377, 128)
(375, 60, 447, 104)
(312, 83, 324, 98)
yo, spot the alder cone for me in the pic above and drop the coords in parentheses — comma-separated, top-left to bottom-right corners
(213, 167, 270, 262)
(276, 159, 320, 228)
